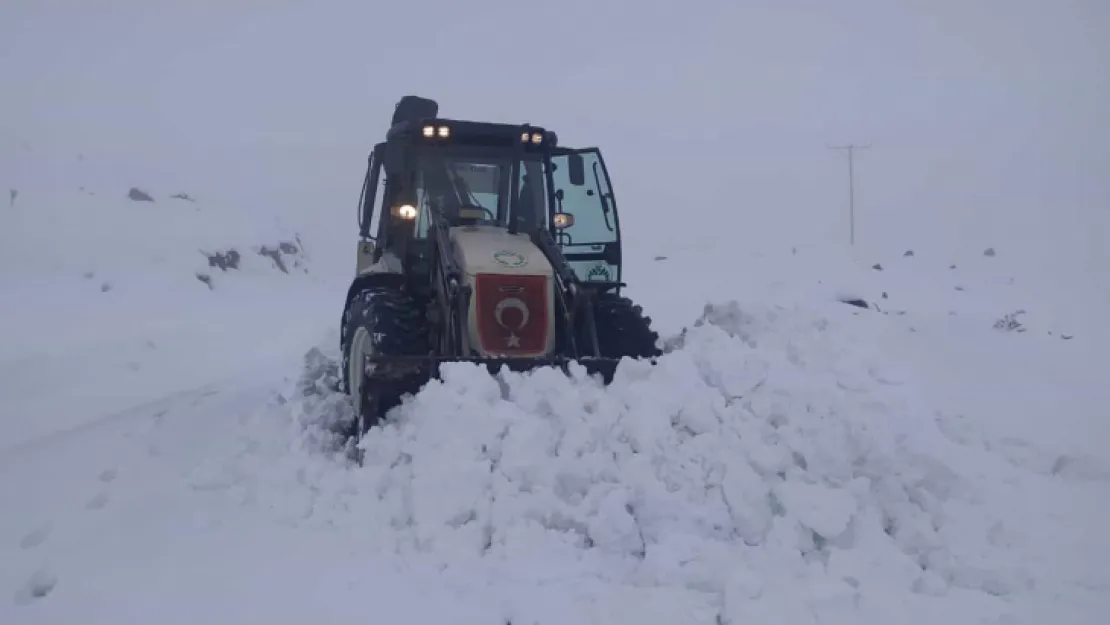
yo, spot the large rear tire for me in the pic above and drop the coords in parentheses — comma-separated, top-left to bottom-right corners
(582, 292, 661, 359)
(341, 284, 430, 438)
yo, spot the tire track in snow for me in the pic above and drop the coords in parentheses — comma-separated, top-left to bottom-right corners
(0, 361, 296, 617)
(0, 382, 225, 462)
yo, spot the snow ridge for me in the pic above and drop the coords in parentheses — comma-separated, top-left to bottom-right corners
(285, 300, 1050, 624)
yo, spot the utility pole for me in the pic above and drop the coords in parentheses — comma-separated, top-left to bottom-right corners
(828, 143, 870, 246)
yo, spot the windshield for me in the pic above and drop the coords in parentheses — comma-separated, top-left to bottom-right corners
(412, 147, 548, 238)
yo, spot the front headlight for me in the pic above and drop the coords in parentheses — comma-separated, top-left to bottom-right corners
(552, 212, 574, 229)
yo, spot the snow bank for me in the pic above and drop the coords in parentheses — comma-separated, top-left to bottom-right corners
(627, 238, 1092, 346)
(286, 300, 1107, 624)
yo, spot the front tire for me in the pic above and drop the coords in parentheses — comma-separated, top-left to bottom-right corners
(341, 284, 430, 437)
(582, 292, 661, 359)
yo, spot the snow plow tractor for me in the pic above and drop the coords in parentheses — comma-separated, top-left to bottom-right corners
(340, 95, 660, 438)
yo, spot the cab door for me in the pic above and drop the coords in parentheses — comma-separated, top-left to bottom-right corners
(546, 147, 623, 286)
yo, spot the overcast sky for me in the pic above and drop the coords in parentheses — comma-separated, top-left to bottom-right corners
(2, 0, 1107, 268)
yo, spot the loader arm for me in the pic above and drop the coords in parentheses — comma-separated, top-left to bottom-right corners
(530, 227, 617, 358)
(428, 206, 472, 356)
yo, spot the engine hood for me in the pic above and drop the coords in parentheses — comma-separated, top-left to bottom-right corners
(448, 225, 553, 277)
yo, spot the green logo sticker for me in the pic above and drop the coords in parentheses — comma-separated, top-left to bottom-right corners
(587, 264, 611, 281)
(493, 250, 527, 268)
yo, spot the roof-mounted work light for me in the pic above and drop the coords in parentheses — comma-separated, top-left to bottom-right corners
(520, 130, 545, 145)
(422, 124, 451, 139)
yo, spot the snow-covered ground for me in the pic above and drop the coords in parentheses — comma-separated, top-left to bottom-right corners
(1, 170, 1107, 624)
(3, 2, 1108, 622)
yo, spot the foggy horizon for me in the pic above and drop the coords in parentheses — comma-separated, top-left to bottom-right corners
(2, 0, 1107, 267)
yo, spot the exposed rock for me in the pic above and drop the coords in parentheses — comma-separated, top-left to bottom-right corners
(258, 240, 306, 274)
(993, 311, 1026, 333)
(258, 245, 288, 274)
(206, 249, 241, 271)
(128, 187, 154, 202)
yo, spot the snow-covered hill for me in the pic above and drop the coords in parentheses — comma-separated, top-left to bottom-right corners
(0, 169, 334, 453)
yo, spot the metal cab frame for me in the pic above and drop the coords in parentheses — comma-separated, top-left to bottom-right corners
(347, 115, 629, 362)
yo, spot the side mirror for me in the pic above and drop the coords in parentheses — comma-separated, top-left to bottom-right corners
(568, 153, 585, 186)
(553, 212, 575, 229)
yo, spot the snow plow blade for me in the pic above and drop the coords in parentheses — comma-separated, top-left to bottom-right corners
(365, 354, 631, 388)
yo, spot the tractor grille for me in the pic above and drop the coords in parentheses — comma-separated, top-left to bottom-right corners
(474, 273, 549, 356)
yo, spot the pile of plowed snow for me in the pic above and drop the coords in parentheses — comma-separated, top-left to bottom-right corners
(279, 299, 1092, 624)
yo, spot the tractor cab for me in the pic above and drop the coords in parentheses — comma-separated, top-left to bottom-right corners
(341, 96, 661, 442)
(356, 97, 624, 287)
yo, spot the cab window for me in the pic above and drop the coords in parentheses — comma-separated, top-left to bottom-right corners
(549, 150, 617, 246)
(549, 150, 619, 282)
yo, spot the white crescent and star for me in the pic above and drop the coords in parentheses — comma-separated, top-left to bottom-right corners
(494, 297, 530, 347)
(494, 297, 529, 330)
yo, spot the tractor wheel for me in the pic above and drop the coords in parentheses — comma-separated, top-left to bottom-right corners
(341, 284, 430, 438)
(585, 293, 662, 359)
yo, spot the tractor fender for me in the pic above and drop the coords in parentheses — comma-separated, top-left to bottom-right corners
(341, 249, 406, 332)
(340, 271, 407, 340)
